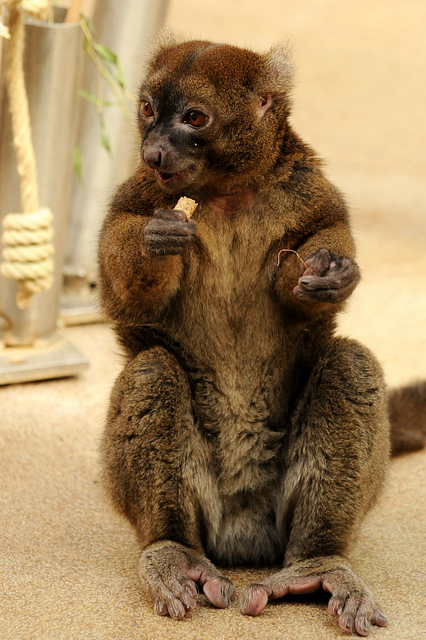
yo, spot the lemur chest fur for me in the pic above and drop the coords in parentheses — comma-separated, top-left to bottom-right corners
(168, 208, 297, 495)
(172, 206, 287, 358)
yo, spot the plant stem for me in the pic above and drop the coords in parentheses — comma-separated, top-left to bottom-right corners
(79, 18, 138, 143)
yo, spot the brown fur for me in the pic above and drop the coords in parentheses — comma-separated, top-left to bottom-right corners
(388, 382, 426, 454)
(98, 39, 423, 636)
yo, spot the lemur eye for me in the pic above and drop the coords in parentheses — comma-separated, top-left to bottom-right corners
(141, 101, 154, 118)
(184, 110, 208, 128)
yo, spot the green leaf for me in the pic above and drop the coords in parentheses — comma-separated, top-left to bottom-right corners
(115, 62, 126, 90)
(78, 88, 115, 107)
(94, 43, 118, 66)
(73, 146, 83, 182)
(100, 118, 112, 154)
(80, 14, 95, 33)
(80, 14, 90, 28)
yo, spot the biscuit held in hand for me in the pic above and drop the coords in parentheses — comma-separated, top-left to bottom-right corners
(174, 197, 198, 218)
(143, 198, 198, 256)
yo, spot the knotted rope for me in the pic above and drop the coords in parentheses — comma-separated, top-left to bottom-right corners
(0, 0, 54, 309)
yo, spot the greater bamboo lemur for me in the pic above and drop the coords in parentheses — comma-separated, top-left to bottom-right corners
(98, 38, 425, 636)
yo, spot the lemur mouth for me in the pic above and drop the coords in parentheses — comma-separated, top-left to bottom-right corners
(155, 169, 188, 191)
(156, 170, 175, 182)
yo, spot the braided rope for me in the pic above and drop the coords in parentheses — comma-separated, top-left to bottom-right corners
(3, 242, 53, 262)
(2, 227, 53, 246)
(1, 207, 54, 306)
(1, 0, 50, 26)
(0, 0, 54, 309)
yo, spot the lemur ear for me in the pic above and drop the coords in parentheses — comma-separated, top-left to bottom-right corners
(257, 43, 295, 117)
(144, 27, 181, 72)
(264, 42, 295, 93)
(150, 27, 180, 53)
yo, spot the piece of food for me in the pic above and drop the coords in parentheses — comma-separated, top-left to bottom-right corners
(174, 196, 198, 218)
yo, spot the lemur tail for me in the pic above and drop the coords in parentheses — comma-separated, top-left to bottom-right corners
(388, 381, 426, 455)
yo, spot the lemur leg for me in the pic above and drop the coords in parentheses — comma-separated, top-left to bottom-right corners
(101, 346, 233, 618)
(241, 338, 390, 636)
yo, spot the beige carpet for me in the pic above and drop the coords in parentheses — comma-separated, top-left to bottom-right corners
(1, 1, 426, 639)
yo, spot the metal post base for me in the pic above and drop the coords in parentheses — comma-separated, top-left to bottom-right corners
(0, 332, 89, 385)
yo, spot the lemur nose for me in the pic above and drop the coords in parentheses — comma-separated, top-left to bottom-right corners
(143, 146, 162, 169)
